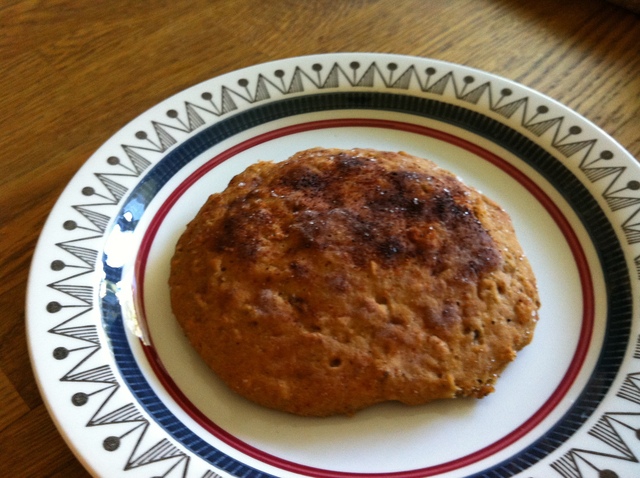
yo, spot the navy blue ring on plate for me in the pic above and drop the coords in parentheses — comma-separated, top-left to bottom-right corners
(101, 91, 632, 478)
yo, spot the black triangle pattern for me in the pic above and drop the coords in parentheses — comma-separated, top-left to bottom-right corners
(121, 145, 153, 173)
(184, 100, 223, 120)
(94, 173, 130, 204)
(63, 364, 116, 384)
(185, 102, 207, 130)
(47, 306, 94, 332)
(588, 415, 637, 461)
(287, 67, 305, 93)
(55, 242, 98, 268)
(618, 373, 640, 404)
(460, 82, 491, 105)
(391, 65, 415, 89)
(551, 414, 640, 478)
(127, 438, 184, 469)
(90, 403, 145, 426)
(40, 58, 640, 477)
(356, 63, 376, 87)
(52, 325, 100, 344)
(527, 117, 564, 137)
(253, 75, 273, 102)
(84, 387, 184, 473)
(494, 97, 528, 119)
(583, 166, 624, 184)
(322, 63, 341, 88)
(426, 71, 453, 95)
(48, 281, 93, 305)
(219, 87, 238, 114)
(71, 205, 111, 233)
(152, 121, 182, 147)
(557, 139, 598, 159)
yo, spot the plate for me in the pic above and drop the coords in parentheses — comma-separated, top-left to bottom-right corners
(26, 53, 640, 477)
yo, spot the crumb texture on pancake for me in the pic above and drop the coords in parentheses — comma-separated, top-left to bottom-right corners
(169, 148, 540, 417)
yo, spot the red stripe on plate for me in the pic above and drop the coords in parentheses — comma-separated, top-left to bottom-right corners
(135, 118, 594, 477)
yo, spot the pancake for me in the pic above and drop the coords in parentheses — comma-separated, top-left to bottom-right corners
(169, 147, 540, 417)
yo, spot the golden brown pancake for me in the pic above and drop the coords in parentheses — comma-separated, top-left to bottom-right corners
(169, 148, 540, 416)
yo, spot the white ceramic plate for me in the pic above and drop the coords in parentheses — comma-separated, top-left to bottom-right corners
(27, 53, 640, 478)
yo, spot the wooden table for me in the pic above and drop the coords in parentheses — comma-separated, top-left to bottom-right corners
(1, 1, 639, 476)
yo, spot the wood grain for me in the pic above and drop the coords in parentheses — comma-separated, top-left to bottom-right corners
(1, 0, 639, 476)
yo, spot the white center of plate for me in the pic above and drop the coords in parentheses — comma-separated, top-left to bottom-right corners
(128, 113, 604, 476)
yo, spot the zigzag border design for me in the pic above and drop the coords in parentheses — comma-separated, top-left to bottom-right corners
(36, 55, 639, 477)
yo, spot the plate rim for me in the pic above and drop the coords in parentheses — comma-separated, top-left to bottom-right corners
(26, 52, 640, 478)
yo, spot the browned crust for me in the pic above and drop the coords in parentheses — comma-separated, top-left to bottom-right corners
(169, 148, 540, 416)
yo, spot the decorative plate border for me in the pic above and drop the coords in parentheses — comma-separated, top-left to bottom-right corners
(27, 53, 640, 478)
